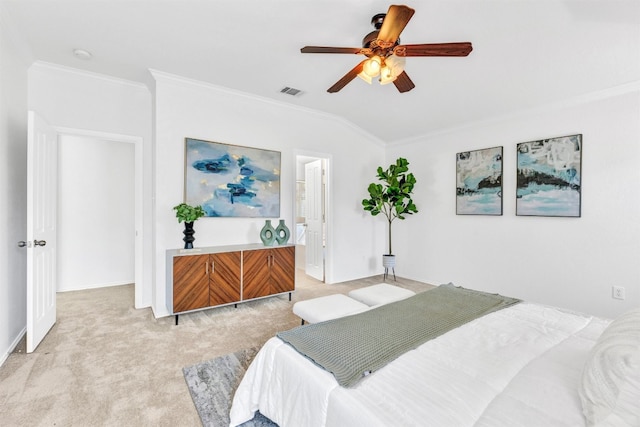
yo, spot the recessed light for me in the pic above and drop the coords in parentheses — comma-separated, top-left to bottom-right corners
(73, 49, 92, 60)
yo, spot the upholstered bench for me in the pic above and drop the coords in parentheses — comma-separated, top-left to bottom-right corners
(348, 283, 416, 306)
(293, 294, 369, 325)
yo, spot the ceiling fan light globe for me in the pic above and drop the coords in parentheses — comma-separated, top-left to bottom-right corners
(357, 71, 373, 84)
(379, 66, 396, 85)
(362, 56, 382, 77)
(385, 54, 406, 76)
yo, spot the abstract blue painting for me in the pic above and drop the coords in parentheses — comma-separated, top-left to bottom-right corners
(516, 134, 582, 217)
(456, 146, 503, 215)
(184, 138, 280, 217)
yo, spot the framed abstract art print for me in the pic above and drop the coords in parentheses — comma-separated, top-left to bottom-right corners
(516, 134, 582, 217)
(456, 146, 503, 215)
(184, 138, 281, 218)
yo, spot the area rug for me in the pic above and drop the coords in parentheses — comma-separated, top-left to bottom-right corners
(183, 347, 278, 427)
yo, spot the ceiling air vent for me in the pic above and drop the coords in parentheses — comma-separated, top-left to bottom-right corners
(280, 86, 303, 96)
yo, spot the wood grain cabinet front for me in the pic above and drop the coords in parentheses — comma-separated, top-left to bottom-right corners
(270, 246, 295, 295)
(172, 254, 210, 313)
(168, 244, 295, 321)
(243, 246, 295, 300)
(210, 251, 241, 306)
(243, 248, 273, 300)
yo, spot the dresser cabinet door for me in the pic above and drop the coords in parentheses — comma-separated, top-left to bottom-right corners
(210, 251, 241, 306)
(242, 246, 295, 299)
(242, 248, 271, 300)
(271, 246, 295, 294)
(173, 254, 210, 312)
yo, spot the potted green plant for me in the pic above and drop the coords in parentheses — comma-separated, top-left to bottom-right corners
(362, 157, 418, 278)
(173, 203, 205, 249)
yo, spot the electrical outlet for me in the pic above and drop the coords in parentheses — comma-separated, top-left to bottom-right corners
(612, 286, 626, 300)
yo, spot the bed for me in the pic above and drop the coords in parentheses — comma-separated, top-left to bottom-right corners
(229, 285, 639, 427)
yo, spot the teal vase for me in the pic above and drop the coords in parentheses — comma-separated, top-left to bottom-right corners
(275, 219, 290, 245)
(260, 220, 276, 246)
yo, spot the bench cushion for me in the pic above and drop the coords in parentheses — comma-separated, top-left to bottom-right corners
(293, 294, 369, 324)
(348, 283, 416, 307)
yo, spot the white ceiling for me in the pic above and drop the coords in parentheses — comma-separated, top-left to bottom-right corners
(2, 0, 639, 143)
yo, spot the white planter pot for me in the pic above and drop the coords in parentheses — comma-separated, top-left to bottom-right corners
(382, 254, 396, 280)
(382, 254, 396, 268)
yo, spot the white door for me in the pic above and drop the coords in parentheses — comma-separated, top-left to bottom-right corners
(305, 159, 324, 281)
(26, 111, 57, 353)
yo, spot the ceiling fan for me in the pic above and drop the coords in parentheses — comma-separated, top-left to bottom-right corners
(301, 4, 473, 93)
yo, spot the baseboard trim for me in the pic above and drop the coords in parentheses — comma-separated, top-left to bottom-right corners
(57, 281, 133, 292)
(0, 327, 26, 367)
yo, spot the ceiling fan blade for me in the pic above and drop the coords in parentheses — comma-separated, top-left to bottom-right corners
(394, 42, 473, 57)
(377, 5, 415, 46)
(327, 60, 366, 93)
(301, 46, 365, 54)
(393, 71, 415, 93)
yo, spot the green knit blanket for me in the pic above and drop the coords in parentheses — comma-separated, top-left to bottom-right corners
(277, 284, 520, 387)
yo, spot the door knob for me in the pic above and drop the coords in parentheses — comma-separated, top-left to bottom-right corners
(34, 240, 47, 246)
(18, 241, 26, 248)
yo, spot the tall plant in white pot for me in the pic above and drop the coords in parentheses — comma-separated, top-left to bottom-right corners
(362, 157, 418, 279)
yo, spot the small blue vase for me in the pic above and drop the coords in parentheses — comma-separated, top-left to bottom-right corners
(275, 219, 290, 245)
(260, 220, 276, 246)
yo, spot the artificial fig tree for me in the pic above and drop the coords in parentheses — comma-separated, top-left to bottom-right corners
(362, 157, 418, 255)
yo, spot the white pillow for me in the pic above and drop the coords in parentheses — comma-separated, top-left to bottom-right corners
(579, 308, 640, 426)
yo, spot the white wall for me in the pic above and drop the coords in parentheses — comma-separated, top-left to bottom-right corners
(151, 71, 386, 316)
(28, 63, 153, 307)
(387, 86, 640, 318)
(57, 135, 135, 291)
(0, 10, 29, 364)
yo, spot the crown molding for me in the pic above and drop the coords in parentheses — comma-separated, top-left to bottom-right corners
(30, 61, 149, 91)
(390, 80, 640, 147)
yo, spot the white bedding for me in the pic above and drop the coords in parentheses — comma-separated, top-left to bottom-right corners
(229, 302, 610, 427)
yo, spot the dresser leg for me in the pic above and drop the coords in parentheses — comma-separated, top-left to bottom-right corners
(175, 314, 179, 325)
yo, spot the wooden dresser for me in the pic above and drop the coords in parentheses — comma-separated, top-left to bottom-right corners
(166, 243, 295, 324)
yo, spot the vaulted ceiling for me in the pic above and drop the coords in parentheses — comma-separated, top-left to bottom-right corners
(2, 0, 638, 143)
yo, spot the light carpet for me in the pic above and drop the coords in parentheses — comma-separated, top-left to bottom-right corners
(183, 347, 277, 427)
(0, 271, 432, 426)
